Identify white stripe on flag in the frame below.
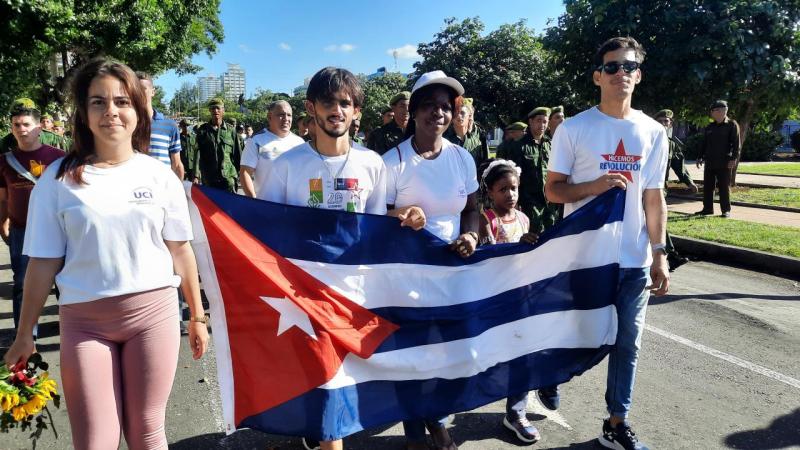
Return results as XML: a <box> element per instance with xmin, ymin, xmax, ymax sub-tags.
<box><xmin>291</xmin><ymin>222</ymin><xmax>622</xmax><ymax>310</ymax></box>
<box><xmin>320</xmin><ymin>306</ymin><xmax>618</xmax><ymax>389</ymax></box>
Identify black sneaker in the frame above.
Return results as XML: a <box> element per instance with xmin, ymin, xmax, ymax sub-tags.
<box><xmin>302</xmin><ymin>437</ymin><xmax>320</xmax><ymax>450</ymax></box>
<box><xmin>598</xmin><ymin>419</ymin><xmax>649</xmax><ymax>450</ymax></box>
<box><xmin>721</xmin><ymin>211</ymin><xmax>731</xmax><ymax>218</ymax></box>
<box><xmin>503</xmin><ymin>415</ymin><xmax>541</xmax><ymax>444</ymax></box>
<box><xmin>537</xmin><ymin>386</ymin><xmax>560</xmax><ymax>410</ymax></box>
<box><xmin>694</xmin><ymin>209</ymin><xmax>714</xmax><ymax>216</ymax></box>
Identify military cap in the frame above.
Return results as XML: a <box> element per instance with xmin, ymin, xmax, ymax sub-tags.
<box><xmin>505</xmin><ymin>121</ymin><xmax>528</xmax><ymax>131</ymax></box>
<box><xmin>41</xmin><ymin>112</ymin><xmax>53</xmax><ymax>120</ymax></box>
<box><xmin>711</xmin><ymin>100</ymin><xmax>728</xmax><ymax>109</ymax></box>
<box><xmin>381</xmin><ymin>105</ymin><xmax>393</xmax><ymax>114</ymax></box>
<box><xmin>655</xmin><ymin>109</ymin><xmax>673</xmax><ymax>119</ymax></box>
<box><xmin>353</xmin><ymin>111</ymin><xmax>362</xmax><ymax>120</ymax></box>
<box><xmin>207</xmin><ymin>97</ymin><xmax>225</xmax><ymax>108</ymax></box>
<box><xmin>10</xmin><ymin>98</ymin><xmax>38</xmax><ymax>115</ymax></box>
<box><xmin>527</xmin><ymin>106</ymin><xmax>551</xmax><ymax>119</ymax></box>
<box><xmin>462</xmin><ymin>97</ymin><xmax>474</xmax><ymax>107</ymax></box>
<box><xmin>550</xmin><ymin>106</ymin><xmax>564</xmax><ymax>116</ymax></box>
<box><xmin>389</xmin><ymin>91</ymin><xmax>411</xmax><ymax>106</ymax></box>
<box><xmin>53</xmin><ymin>120</ymin><xmax>64</xmax><ymax>127</ymax></box>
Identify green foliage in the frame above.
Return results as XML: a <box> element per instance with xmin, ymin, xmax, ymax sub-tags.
<box><xmin>152</xmin><ymin>86</ymin><xmax>167</xmax><ymax>112</ymax></box>
<box><xmin>360</xmin><ymin>73</ymin><xmax>410</xmax><ymax>132</ymax></box>
<box><xmin>790</xmin><ymin>130</ymin><xmax>800</xmax><ymax>153</ymax></box>
<box><xmin>413</xmin><ymin>17</ymin><xmax>573</xmax><ymax>127</ymax></box>
<box><xmin>545</xmin><ymin>0</ymin><xmax>800</xmax><ymax>137</ymax></box>
<box><xmin>169</xmin><ymin>82</ymin><xmax>200</xmax><ymax>116</ymax></box>
<box><xmin>0</xmin><ymin>0</ymin><xmax>223</xmax><ymax>114</ymax></box>
<box><xmin>741</xmin><ymin>130</ymin><xmax>782</xmax><ymax>161</ymax></box>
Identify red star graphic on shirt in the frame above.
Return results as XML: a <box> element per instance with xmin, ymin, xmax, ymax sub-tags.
<box><xmin>601</xmin><ymin>139</ymin><xmax>642</xmax><ymax>182</ymax></box>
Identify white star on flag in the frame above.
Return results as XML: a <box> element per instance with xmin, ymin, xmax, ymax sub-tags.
<box><xmin>260</xmin><ymin>296</ymin><xmax>318</xmax><ymax>340</ymax></box>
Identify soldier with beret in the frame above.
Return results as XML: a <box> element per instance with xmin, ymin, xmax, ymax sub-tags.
<box><xmin>547</xmin><ymin>105</ymin><xmax>565</xmax><ymax>138</ymax></box>
<box><xmin>655</xmin><ymin>109</ymin><xmax>698</xmax><ymax>193</ymax></box>
<box><xmin>497</xmin><ymin>107</ymin><xmax>559</xmax><ymax>234</ymax></box>
<box><xmin>179</xmin><ymin>119</ymin><xmax>199</xmax><ymax>182</ymax></box>
<box><xmin>194</xmin><ymin>98</ymin><xmax>243</xmax><ymax>192</ymax></box>
<box><xmin>366</xmin><ymin>91</ymin><xmax>409</xmax><ymax>154</ymax></box>
<box><xmin>380</xmin><ymin>105</ymin><xmax>394</xmax><ymax>125</ymax></box>
<box><xmin>494</xmin><ymin>122</ymin><xmax>527</xmax><ymax>158</ymax></box>
<box><xmin>696</xmin><ymin>100</ymin><xmax>740</xmax><ymax>217</ymax></box>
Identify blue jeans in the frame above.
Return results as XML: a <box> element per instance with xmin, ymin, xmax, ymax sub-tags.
<box><xmin>506</xmin><ymin>391</ymin><xmax>528</xmax><ymax>420</ymax></box>
<box><xmin>403</xmin><ymin>417</ymin><xmax>450</xmax><ymax>443</ymax></box>
<box><xmin>9</xmin><ymin>226</ymin><xmax>37</xmax><ymax>339</ymax></box>
<box><xmin>605</xmin><ymin>267</ymin><xmax>650</xmax><ymax>419</ymax></box>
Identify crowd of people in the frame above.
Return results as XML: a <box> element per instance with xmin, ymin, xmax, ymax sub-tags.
<box><xmin>0</xmin><ymin>34</ymin><xmax>744</xmax><ymax>450</ymax></box>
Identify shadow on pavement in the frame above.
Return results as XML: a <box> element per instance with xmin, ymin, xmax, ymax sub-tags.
<box><xmin>541</xmin><ymin>440</ymin><xmax>600</xmax><ymax>450</ymax></box>
<box><xmin>724</xmin><ymin>408</ymin><xmax>800</xmax><ymax>449</ymax></box>
<box><xmin>649</xmin><ymin>292</ymin><xmax>800</xmax><ymax>306</ymax></box>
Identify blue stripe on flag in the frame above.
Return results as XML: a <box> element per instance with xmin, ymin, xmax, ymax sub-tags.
<box><xmin>196</xmin><ymin>186</ymin><xmax>625</xmax><ymax>266</ymax></box>
<box><xmin>239</xmin><ymin>345</ymin><xmax>612</xmax><ymax>440</ymax></box>
<box><xmin>373</xmin><ymin>263</ymin><xmax>618</xmax><ymax>352</ymax></box>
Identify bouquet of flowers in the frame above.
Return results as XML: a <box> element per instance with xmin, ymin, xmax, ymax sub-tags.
<box><xmin>0</xmin><ymin>353</ymin><xmax>60</xmax><ymax>444</ymax></box>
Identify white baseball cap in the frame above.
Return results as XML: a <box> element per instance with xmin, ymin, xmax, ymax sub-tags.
<box><xmin>411</xmin><ymin>70</ymin><xmax>465</xmax><ymax>96</ymax></box>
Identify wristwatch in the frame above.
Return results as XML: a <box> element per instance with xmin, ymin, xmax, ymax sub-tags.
<box><xmin>190</xmin><ymin>315</ymin><xmax>208</xmax><ymax>324</ymax></box>
<box><xmin>651</xmin><ymin>243</ymin><xmax>668</xmax><ymax>256</ymax></box>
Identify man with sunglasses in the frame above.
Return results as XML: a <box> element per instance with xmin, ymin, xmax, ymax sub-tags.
<box><xmin>545</xmin><ymin>36</ymin><xmax>669</xmax><ymax>450</ymax></box>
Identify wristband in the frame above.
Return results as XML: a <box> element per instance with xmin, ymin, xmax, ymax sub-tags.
<box><xmin>651</xmin><ymin>243</ymin><xmax>667</xmax><ymax>255</ymax></box>
<box><xmin>190</xmin><ymin>315</ymin><xmax>208</xmax><ymax>324</ymax></box>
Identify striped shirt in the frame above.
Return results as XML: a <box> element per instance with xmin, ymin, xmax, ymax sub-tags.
<box><xmin>149</xmin><ymin>110</ymin><xmax>181</xmax><ymax>165</ymax></box>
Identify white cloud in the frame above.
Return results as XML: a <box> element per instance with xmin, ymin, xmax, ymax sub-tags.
<box><xmin>387</xmin><ymin>44</ymin><xmax>420</xmax><ymax>60</ymax></box>
<box><xmin>279</xmin><ymin>42</ymin><xmax>291</xmax><ymax>51</ymax></box>
<box><xmin>324</xmin><ymin>44</ymin><xmax>356</xmax><ymax>53</ymax></box>
<box><xmin>238</xmin><ymin>44</ymin><xmax>254</xmax><ymax>53</ymax></box>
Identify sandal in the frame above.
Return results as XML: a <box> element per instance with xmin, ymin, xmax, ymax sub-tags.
<box><xmin>428</xmin><ymin>425</ymin><xmax>457</xmax><ymax>450</ymax></box>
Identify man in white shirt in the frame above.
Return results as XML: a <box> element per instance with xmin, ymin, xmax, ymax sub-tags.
<box><xmin>240</xmin><ymin>100</ymin><xmax>305</xmax><ymax>197</ymax></box>
<box><xmin>545</xmin><ymin>36</ymin><xmax>669</xmax><ymax>450</ymax></box>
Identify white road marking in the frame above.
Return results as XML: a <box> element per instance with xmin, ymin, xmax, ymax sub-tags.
<box><xmin>645</xmin><ymin>324</ymin><xmax>800</xmax><ymax>390</ymax></box>
<box><xmin>527</xmin><ymin>392</ymin><xmax>573</xmax><ymax>430</ymax></box>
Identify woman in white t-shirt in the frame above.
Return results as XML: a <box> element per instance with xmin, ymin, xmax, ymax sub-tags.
<box><xmin>3</xmin><ymin>58</ymin><xmax>209</xmax><ymax>450</ymax></box>
<box><xmin>383</xmin><ymin>71</ymin><xmax>479</xmax><ymax>450</ymax></box>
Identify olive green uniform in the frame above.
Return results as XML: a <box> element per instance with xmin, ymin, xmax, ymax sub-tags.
<box><xmin>366</xmin><ymin>121</ymin><xmax>404</xmax><ymax>155</ymax></box>
<box><xmin>500</xmin><ymin>133</ymin><xmax>559</xmax><ymax>233</ymax></box>
<box><xmin>665</xmin><ymin>136</ymin><xmax>693</xmax><ymax>187</ymax></box>
<box><xmin>180</xmin><ymin>131</ymin><xmax>199</xmax><ymax>181</ymax></box>
<box><xmin>444</xmin><ymin>126</ymin><xmax>488</xmax><ymax>169</ymax></box>
<box><xmin>194</xmin><ymin>121</ymin><xmax>242</xmax><ymax>192</ymax></box>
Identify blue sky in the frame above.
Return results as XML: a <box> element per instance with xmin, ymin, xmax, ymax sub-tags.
<box><xmin>156</xmin><ymin>0</ymin><xmax>566</xmax><ymax>101</ymax></box>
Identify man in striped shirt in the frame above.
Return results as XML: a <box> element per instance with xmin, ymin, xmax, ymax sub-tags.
<box><xmin>137</xmin><ymin>72</ymin><xmax>184</xmax><ymax>179</ymax></box>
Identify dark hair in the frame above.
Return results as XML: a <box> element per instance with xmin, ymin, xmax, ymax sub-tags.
<box><xmin>593</xmin><ymin>37</ymin><xmax>646</xmax><ymax>68</ymax></box>
<box><xmin>57</xmin><ymin>58</ymin><xmax>151</xmax><ymax>184</ymax></box>
<box><xmin>403</xmin><ymin>84</ymin><xmax>461</xmax><ymax>140</ymax></box>
<box><xmin>306</xmin><ymin>67</ymin><xmax>364</xmax><ymax>108</ymax></box>
<box><xmin>135</xmin><ymin>71</ymin><xmax>152</xmax><ymax>82</ymax></box>
<box><xmin>10</xmin><ymin>108</ymin><xmax>40</xmax><ymax>121</ymax></box>
<box><xmin>480</xmin><ymin>159</ymin><xmax>520</xmax><ymax>194</ymax></box>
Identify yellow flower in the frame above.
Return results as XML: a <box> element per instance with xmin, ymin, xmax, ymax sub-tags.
<box><xmin>11</xmin><ymin>405</ymin><xmax>27</xmax><ymax>421</ymax></box>
<box><xmin>22</xmin><ymin>394</ymin><xmax>46</xmax><ymax>416</ymax></box>
<box><xmin>37</xmin><ymin>373</ymin><xmax>58</xmax><ymax>398</ymax></box>
<box><xmin>1</xmin><ymin>392</ymin><xmax>20</xmax><ymax>412</ymax></box>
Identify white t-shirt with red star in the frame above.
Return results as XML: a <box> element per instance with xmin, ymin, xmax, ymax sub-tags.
<box><xmin>548</xmin><ymin>106</ymin><xmax>668</xmax><ymax>268</ymax></box>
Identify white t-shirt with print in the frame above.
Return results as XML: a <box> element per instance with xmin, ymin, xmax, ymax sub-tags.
<box><xmin>383</xmin><ymin>137</ymin><xmax>479</xmax><ymax>242</ymax></box>
<box><xmin>258</xmin><ymin>142</ymin><xmax>388</xmax><ymax>215</ymax></box>
<box><xmin>23</xmin><ymin>153</ymin><xmax>193</xmax><ymax>305</ymax></box>
<box><xmin>548</xmin><ymin>106</ymin><xmax>669</xmax><ymax>268</ymax></box>
<box><xmin>241</xmin><ymin>130</ymin><xmax>305</xmax><ymax>196</ymax></box>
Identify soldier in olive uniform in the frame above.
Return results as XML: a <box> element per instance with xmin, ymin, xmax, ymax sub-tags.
<box><xmin>179</xmin><ymin>119</ymin><xmax>199</xmax><ymax>182</ymax></box>
<box><xmin>655</xmin><ymin>109</ymin><xmax>698</xmax><ymax>193</ymax></box>
<box><xmin>366</xmin><ymin>91</ymin><xmax>409</xmax><ymax>154</ymax></box>
<box><xmin>546</xmin><ymin>105</ymin><xmax>565</xmax><ymax>138</ymax></box>
<box><xmin>0</xmin><ymin>99</ymin><xmax>68</xmax><ymax>153</ymax></box>
<box><xmin>494</xmin><ymin>122</ymin><xmax>527</xmax><ymax>159</ymax></box>
<box><xmin>697</xmin><ymin>100</ymin><xmax>740</xmax><ymax>217</ymax></box>
<box><xmin>445</xmin><ymin>97</ymin><xmax>488</xmax><ymax>169</ymax></box>
<box><xmin>497</xmin><ymin>107</ymin><xmax>558</xmax><ymax>234</ymax></box>
<box><xmin>350</xmin><ymin>112</ymin><xmax>365</xmax><ymax>146</ymax></box>
<box><xmin>194</xmin><ymin>98</ymin><xmax>243</xmax><ymax>192</ymax></box>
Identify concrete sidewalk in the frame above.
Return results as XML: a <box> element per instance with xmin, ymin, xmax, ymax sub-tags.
<box><xmin>667</xmin><ymin>196</ymin><xmax>800</xmax><ymax>228</ymax></box>
<box><xmin>681</xmin><ymin>162</ymin><xmax>800</xmax><ymax>188</ymax></box>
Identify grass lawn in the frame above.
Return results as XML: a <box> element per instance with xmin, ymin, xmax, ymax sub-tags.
<box><xmin>737</xmin><ymin>162</ymin><xmax>800</xmax><ymax>177</ymax></box>
<box><xmin>668</xmin><ymin>213</ymin><xmax>800</xmax><ymax>257</ymax></box>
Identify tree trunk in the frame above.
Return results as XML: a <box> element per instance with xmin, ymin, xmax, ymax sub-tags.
<box><xmin>731</xmin><ymin>97</ymin><xmax>756</xmax><ymax>186</ymax></box>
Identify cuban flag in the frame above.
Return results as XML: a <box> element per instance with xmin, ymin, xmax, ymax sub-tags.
<box><xmin>186</xmin><ymin>185</ymin><xmax>624</xmax><ymax>441</ymax></box>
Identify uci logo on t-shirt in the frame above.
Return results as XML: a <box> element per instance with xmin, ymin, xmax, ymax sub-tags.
<box><xmin>130</xmin><ymin>187</ymin><xmax>155</xmax><ymax>205</ymax></box>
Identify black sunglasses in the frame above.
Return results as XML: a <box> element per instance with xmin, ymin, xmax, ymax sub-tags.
<box><xmin>596</xmin><ymin>60</ymin><xmax>640</xmax><ymax>75</ymax></box>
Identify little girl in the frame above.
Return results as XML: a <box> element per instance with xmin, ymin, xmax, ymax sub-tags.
<box><xmin>479</xmin><ymin>159</ymin><xmax>538</xmax><ymax>245</ymax></box>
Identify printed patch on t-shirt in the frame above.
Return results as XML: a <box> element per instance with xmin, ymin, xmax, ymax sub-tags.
<box><xmin>600</xmin><ymin>139</ymin><xmax>642</xmax><ymax>182</ymax></box>
<box><xmin>130</xmin><ymin>186</ymin><xmax>155</xmax><ymax>205</ymax></box>
<box><xmin>29</xmin><ymin>160</ymin><xmax>46</xmax><ymax>177</ymax></box>
<box><xmin>308</xmin><ymin>178</ymin><xmax>323</xmax><ymax>207</ymax></box>
<box><xmin>334</xmin><ymin>177</ymin><xmax>358</xmax><ymax>191</ymax></box>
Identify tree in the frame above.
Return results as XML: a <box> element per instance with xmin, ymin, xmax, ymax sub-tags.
<box><xmin>152</xmin><ymin>85</ymin><xmax>168</xmax><ymax>113</ymax></box>
<box><xmin>360</xmin><ymin>73</ymin><xmax>410</xmax><ymax>132</ymax></box>
<box><xmin>413</xmin><ymin>18</ymin><xmax>574</xmax><ymax>127</ymax></box>
<box><xmin>0</xmin><ymin>0</ymin><xmax>223</xmax><ymax>114</ymax></box>
<box><xmin>545</xmin><ymin>0</ymin><xmax>800</xmax><ymax>181</ymax></box>
<box><xmin>169</xmin><ymin>81</ymin><xmax>200</xmax><ymax>117</ymax></box>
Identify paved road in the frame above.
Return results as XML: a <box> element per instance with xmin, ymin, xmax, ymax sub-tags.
<box><xmin>1</xmin><ymin>251</ymin><xmax>798</xmax><ymax>449</ymax></box>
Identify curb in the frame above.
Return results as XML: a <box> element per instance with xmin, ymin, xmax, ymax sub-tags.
<box><xmin>737</xmin><ymin>172</ymin><xmax>800</xmax><ymax>179</ymax></box>
<box><xmin>672</xmin><ymin>235</ymin><xmax>800</xmax><ymax>280</ymax></box>
<box><xmin>667</xmin><ymin>193</ymin><xmax>800</xmax><ymax>213</ymax></box>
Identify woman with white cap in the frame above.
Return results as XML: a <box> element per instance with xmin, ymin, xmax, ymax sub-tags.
<box><xmin>382</xmin><ymin>70</ymin><xmax>479</xmax><ymax>450</ymax></box>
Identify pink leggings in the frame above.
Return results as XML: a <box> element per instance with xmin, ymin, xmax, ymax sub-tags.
<box><xmin>59</xmin><ymin>287</ymin><xmax>180</xmax><ymax>450</ymax></box>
